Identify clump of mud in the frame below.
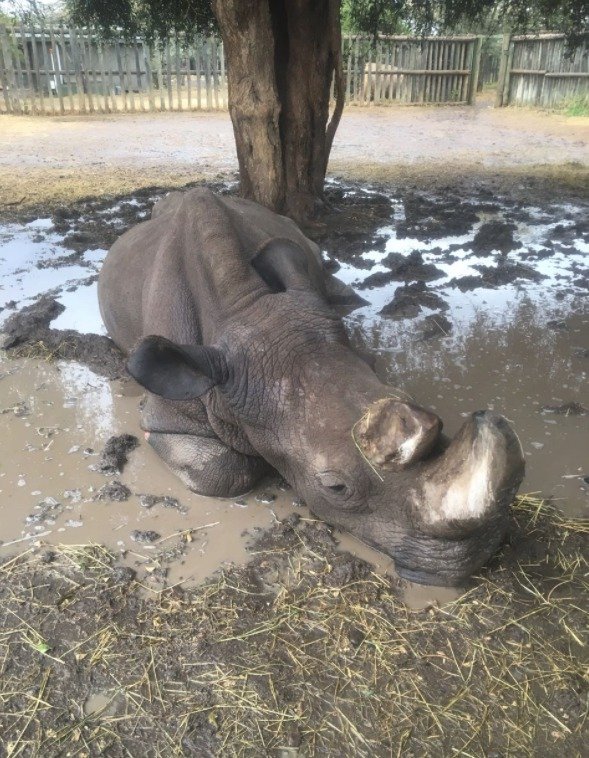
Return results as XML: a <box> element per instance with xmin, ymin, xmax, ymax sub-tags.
<box><xmin>90</xmin><ymin>434</ymin><xmax>140</xmax><ymax>476</ymax></box>
<box><xmin>396</xmin><ymin>192</ymin><xmax>482</xmax><ymax>240</ymax></box>
<box><xmin>357</xmin><ymin>251</ymin><xmax>444</xmax><ymax>289</ymax></box>
<box><xmin>95</xmin><ymin>481</ymin><xmax>132</xmax><ymax>502</ymax></box>
<box><xmin>0</xmin><ymin>497</ymin><xmax>586</xmax><ymax>756</ymax></box>
<box><xmin>419</xmin><ymin>313</ymin><xmax>453</xmax><ymax>340</ymax></box>
<box><xmin>448</xmin><ymin>261</ymin><xmax>546</xmax><ymax>291</ymax></box>
<box><xmin>379</xmin><ymin>282</ymin><xmax>448</xmax><ymax>319</ymax></box>
<box><xmin>469</xmin><ymin>219</ymin><xmax>518</xmax><ymax>255</ymax></box>
<box><xmin>0</xmin><ymin>296</ymin><xmax>126</xmax><ymax>379</ymax></box>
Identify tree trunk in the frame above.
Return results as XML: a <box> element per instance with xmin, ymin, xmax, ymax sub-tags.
<box><xmin>212</xmin><ymin>0</ymin><xmax>344</xmax><ymax>223</ymax></box>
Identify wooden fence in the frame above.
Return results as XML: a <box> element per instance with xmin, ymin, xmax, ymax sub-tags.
<box><xmin>342</xmin><ymin>35</ymin><xmax>481</xmax><ymax>105</ymax></box>
<box><xmin>0</xmin><ymin>26</ymin><xmax>226</xmax><ymax>115</ymax></box>
<box><xmin>496</xmin><ymin>33</ymin><xmax>589</xmax><ymax>107</ymax></box>
<box><xmin>0</xmin><ymin>26</ymin><xmax>484</xmax><ymax>115</ymax></box>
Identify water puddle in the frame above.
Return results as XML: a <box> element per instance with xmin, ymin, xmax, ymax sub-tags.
<box><xmin>0</xmin><ymin>184</ymin><xmax>587</xmax><ymax>605</ymax></box>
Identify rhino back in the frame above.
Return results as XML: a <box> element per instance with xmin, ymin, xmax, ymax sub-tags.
<box><xmin>98</xmin><ymin>188</ymin><xmax>326</xmax><ymax>353</ymax></box>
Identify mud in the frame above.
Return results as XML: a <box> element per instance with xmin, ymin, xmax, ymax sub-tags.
<box><xmin>0</xmin><ymin>296</ymin><xmax>126</xmax><ymax>379</ymax></box>
<box><xmin>91</xmin><ymin>433</ymin><xmax>140</xmax><ymax>476</ymax></box>
<box><xmin>470</xmin><ymin>219</ymin><xmax>518</xmax><ymax>255</ymax></box>
<box><xmin>379</xmin><ymin>281</ymin><xmax>449</xmax><ymax>318</ymax></box>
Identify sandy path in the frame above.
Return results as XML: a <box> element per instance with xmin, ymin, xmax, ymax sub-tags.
<box><xmin>0</xmin><ymin>98</ymin><xmax>587</xmax><ymax>207</ymax></box>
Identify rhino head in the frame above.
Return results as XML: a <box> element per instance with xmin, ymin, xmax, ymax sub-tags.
<box><xmin>127</xmin><ymin>238</ymin><xmax>524</xmax><ymax>587</ymax></box>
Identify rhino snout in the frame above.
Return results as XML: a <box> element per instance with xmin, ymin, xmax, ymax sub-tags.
<box><xmin>390</xmin><ymin>411</ymin><xmax>525</xmax><ymax>585</ymax></box>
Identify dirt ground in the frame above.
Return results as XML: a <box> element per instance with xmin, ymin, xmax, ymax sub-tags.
<box><xmin>0</xmin><ymin>103</ymin><xmax>588</xmax><ymax>756</ymax></box>
<box><xmin>1</xmin><ymin>96</ymin><xmax>588</xmax><ymax>208</ymax></box>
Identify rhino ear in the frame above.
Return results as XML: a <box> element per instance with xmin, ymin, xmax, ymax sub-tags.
<box><xmin>251</xmin><ymin>237</ymin><xmax>311</xmax><ymax>292</ymax></box>
<box><xmin>127</xmin><ymin>335</ymin><xmax>228</xmax><ymax>400</ymax></box>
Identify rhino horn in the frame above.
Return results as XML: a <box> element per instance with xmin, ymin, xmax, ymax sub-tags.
<box><xmin>354</xmin><ymin>397</ymin><xmax>442</xmax><ymax>470</ymax></box>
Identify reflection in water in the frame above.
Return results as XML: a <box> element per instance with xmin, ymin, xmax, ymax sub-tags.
<box><xmin>58</xmin><ymin>362</ymin><xmax>116</xmax><ymax>439</ymax></box>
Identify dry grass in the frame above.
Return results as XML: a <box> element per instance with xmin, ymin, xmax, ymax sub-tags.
<box><xmin>0</xmin><ymin>495</ymin><xmax>587</xmax><ymax>756</ymax></box>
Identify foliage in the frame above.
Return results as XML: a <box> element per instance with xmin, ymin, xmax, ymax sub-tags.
<box><xmin>65</xmin><ymin>0</ymin><xmax>216</xmax><ymax>39</ymax></box>
<box><xmin>0</xmin><ymin>0</ymin><xmax>67</xmax><ymax>24</ymax></box>
<box><xmin>61</xmin><ymin>1</ymin><xmax>588</xmax><ymax>44</ymax></box>
<box><xmin>342</xmin><ymin>0</ymin><xmax>410</xmax><ymax>35</ymax></box>
<box><xmin>562</xmin><ymin>95</ymin><xmax>589</xmax><ymax>117</ymax></box>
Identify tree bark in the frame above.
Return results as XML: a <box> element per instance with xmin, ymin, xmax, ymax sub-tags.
<box><xmin>212</xmin><ymin>0</ymin><xmax>344</xmax><ymax>223</ymax></box>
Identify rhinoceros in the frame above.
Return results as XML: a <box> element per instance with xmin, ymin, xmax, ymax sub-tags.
<box><xmin>98</xmin><ymin>188</ymin><xmax>524</xmax><ymax>586</ymax></box>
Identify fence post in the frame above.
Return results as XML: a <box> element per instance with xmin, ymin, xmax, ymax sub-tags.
<box><xmin>495</xmin><ymin>33</ymin><xmax>511</xmax><ymax>107</ymax></box>
<box><xmin>0</xmin><ymin>24</ymin><xmax>22</xmax><ymax>113</ymax></box>
<box><xmin>468</xmin><ymin>36</ymin><xmax>483</xmax><ymax>104</ymax></box>
<box><xmin>0</xmin><ymin>26</ymin><xmax>13</xmax><ymax>113</ymax></box>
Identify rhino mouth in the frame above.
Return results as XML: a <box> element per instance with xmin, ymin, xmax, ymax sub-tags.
<box><xmin>350</xmin><ymin>409</ymin><xmax>525</xmax><ymax>587</ymax></box>
<box><xmin>396</xmin><ymin>410</ymin><xmax>524</xmax><ymax>585</ymax></box>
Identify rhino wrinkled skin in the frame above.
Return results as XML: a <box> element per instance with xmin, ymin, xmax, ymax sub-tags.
<box><xmin>98</xmin><ymin>188</ymin><xmax>524</xmax><ymax>586</ymax></box>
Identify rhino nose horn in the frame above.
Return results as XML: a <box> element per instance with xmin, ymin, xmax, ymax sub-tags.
<box><xmin>354</xmin><ymin>398</ymin><xmax>442</xmax><ymax>470</ymax></box>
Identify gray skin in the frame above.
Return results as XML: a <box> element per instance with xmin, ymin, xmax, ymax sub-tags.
<box><xmin>98</xmin><ymin>188</ymin><xmax>525</xmax><ymax>586</ymax></box>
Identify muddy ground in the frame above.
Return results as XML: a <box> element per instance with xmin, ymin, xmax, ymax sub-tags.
<box><xmin>0</xmin><ymin>173</ymin><xmax>587</xmax><ymax>755</ymax></box>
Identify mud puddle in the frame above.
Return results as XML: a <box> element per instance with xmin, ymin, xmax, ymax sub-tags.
<box><xmin>0</xmin><ymin>181</ymin><xmax>587</xmax><ymax>605</ymax></box>
<box><xmin>0</xmin><ymin>357</ymin><xmax>298</xmax><ymax>591</ymax></box>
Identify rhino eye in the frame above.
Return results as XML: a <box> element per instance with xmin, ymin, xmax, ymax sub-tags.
<box><xmin>315</xmin><ymin>471</ymin><xmax>351</xmax><ymax>499</ymax></box>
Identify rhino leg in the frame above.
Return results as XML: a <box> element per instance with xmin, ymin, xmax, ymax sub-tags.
<box><xmin>147</xmin><ymin>431</ymin><xmax>269</xmax><ymax>498</ymax></box>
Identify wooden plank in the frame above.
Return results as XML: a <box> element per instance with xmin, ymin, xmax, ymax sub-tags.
<box><xmin>219</xmin><ymin>38</ymin><xmax>225</xmax><ymax>109</ymax></box>
<box><xmin>85</xmin><ymin>29</ymin><xmax>101</xmax><ymax>112</ymax></box>
<box><xmin>344</xmin><ymin>35</ymin><xmax>352</xmax><ymax>103</ymax></box>
<box><xmin>439</xmin><ymin>40</ymin><xmax>447</xmax><ymax>102</ymax></box>
<box><xmin>70</xmin><ymin>27</ymin><xmax>87</xmax><ymax>112</ymax></box>
<box><xmin>364</xmin><ymin>39</ymin><xmax>372</xmax><ymax>105</ymax></box>
<box><xmin>544</xmin><ymin>71</ymin><xmax>589</xmax><ymax>78</ymax></box>
<box><xmin>374</xmin><ymin>41</ymin><xmax>383</xmax><ymax>103</ymax></box>
<box><xmin>106</xmin><ymin>37</ymin><xmax>118</xmax><ymax>112</ymax></box>
<box><xmin>144</xmin><ymin>42</ymin><xmax>155</xmax><ymax>112</ymax></box>
<box><xmin>195</xmin><ymin>35</ymin><xmax>202</xmax><ymax>109</ymax></box>
<box><xmin>134</xmin><ymin>39</ymin><xmax>145</xmax><ymax>111</ymax></box>
<box><xmin>165</xmin><ymin>38</ymin><xmax>173</xmax><ymax>110</ymax></box>
<box><xmin>174</xmin><ymin>33</ymin><xmax>182</xmax><ymax>111</ymax></box>
<box><xmin>204</xmin><ymin>37</ymin><xmax>212</xmax><ymax>109</ymax></box>
<box><xmin>48</xmin><ymin>24</ymin><xmax>65</xmax><ymax>114</ymax></box>
<box><xmin>78</xmin><ymin>29</ymin><xmax>94</xmax><ymax>113</ymax></box>
<box><xmin>495</xmin><ymin>34</ymin><xmax>511</xmax><ymax>106</ymax></box>
<box><xmin>502</xmin><ymin>39</ymin><xmax>515</xmax><ymax>106</ymax></box>
<box><xmin>8</xmin><ymin>25</ymin><xmax>26</xmax><ymax>113</ymax></box>
<box><xmin>95</xmin><ymin>27</ymin><xmax>110</xmax><ymax>113</ymax></box>
<box><xmin>59</xmin><ymin>25</ymin><xmax>74</xmax><ymax>113</ymax></box>
<box><xmin>0</xmin><ymin>25</ymin><xmax>14</xmax><ymax>113</ymax></box>
<box><xmin>153</xmin><ymin>41</ymin><xmax>164</xmax><ymax>110</ymax></box>
<box><xmin>353</xmin><ymin>35</ymin><xmax>360</xmax><ymax>101</ymax></box>
<box><xmin>460</xmin><ymin>42</ymin><xmax>468</xmax><ymax>101</ymax></box>
<box><xmin>212</xmin><ymin>37</ymin><xmax>220</xmax><ymax>108</ymax></box>
<box><xmin>468</xmin><ymin>36</ymin><xmax>482</xmax><ymax>104</ymax></box>
<box><xmin>114</xmin><ymin>38</ymin><xmax>127</xmax><ymax>112</ymax></box>
<box><xmin>28</xmin><ymin>25</ymin><xmax>46</xmax><ymax>113</ymax></box>
<box><xmin>510</xmin><ymin>69</ymin><xmax>589</xmax><ymax>77</ymax></box>
<box><xmin>19</xmin><ymin>23</ymin><xmax>36</xmax><ymax>113</ymax></box>
<box><xmin>123</xmin><ymin>43</ymin><xmax>135</xmax><ymax>112</ymax></box>
<box><xmin>185</xmin><ymin>35</ymin><xmax>192</xmax><ymax>110</ymax></box>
